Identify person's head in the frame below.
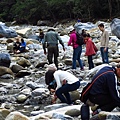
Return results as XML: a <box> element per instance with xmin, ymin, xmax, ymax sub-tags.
<box><xmin>77</xmin><ymin>18</ymin><xmax>81</xmax><ymax>23</ymax></box>
<box><xmin>45</xmin><ymin>69</ymin><xmax>57</xmax><ymax>90</ymax></box>
<box><xmin>47</xmin><ymin>28</ymin><xmax>55</xmax><ymax>32</ymax></box>
<box><xmin>83</xmin><ymin>33</ymin><xmax>90</xmax><ymax>42</ymax></box>
<box><xmin>45</xmin><ymin>70</ymin><xmax>55</xmax><ymax>85</ymax></box>
<box><xmin>15</xmin><ymin>37</ymin><xmax>20</xmax><ymax>42</ymax></box>
<box><xmin>82</xmin><ymin>29</ymin><xmax>86</xmax><ymax>34</ymax></box>
<box><xmin>68</xmin><ymin>26</ymin><xmax>75</xmax><ymax>34</ymax></box>
<box><xmin>98</xmin><ymin>23</ymin><xmax>104</xmax><ymax>31</ymax></box>
<box><xmin>21</xmin><ymin>38</ymin><xmax>24</xmax><ymax>43</ymax></box>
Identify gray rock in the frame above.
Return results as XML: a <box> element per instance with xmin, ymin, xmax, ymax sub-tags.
<box><xmin>0</xmin><ymin>53</ymin><xmax>11</xmax><ymax>67</ymax></box>
<box><xmin>52</xmin><ymin>112</ymin><xmax>74</xmax><ymax>120</ymax></box>
<box><xmin>110</xmin><ymin>18</ymin><xmax>120</xmax><ymax>39</ymax></box>
<box><xmin>65</xmin><ymin>109</ymin><xmax>80</xmax><ymax>117</ymax></box>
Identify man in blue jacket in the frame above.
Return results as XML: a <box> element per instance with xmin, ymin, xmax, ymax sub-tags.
<box><xmin>88</xmin><ymin>65</ymin><xmax>120</xmax><ymax>116</ymax></box>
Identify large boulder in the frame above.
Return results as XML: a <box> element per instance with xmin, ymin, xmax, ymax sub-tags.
<box><xmin>0</xmin><ymin>23</ymin><xmax>17</xmax><ymax>38</ymax></box>
<box><xmin>5</xmin><ymin>111</ymin><xmax>29</xmax><ymax>120</ymax></box>
<box><xmin>0</xmin><ymin>53</ymin><xmax>11</xmax><ymax>67</ymax></box>
<box><xmin>110</xmin><ymin>18</ymin><xmax>120</xmax><ymax>39</ymax></box>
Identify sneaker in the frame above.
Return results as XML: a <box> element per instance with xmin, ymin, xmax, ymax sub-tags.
<box><xmin>92</xmin><ymin>109</ymin><xmax>101</xmax><ymax>116</ymax></box>
<box><xmin>80</xmin><ymin>68</ymin><xmax>84</xmax><ymax>71</ymax></box>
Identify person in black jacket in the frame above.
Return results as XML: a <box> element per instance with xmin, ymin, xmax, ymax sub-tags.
<box><xmin>13</xmin><ymin>37</ymin><xmax>21</xmax><ymax>54</ymax></box>
<box><xmin>87</xmin><ymin>65</ymin><xmax>120</xmax><ymax>116</ymax></box>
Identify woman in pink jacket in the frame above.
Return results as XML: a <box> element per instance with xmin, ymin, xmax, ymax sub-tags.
<box><xmin>83</xmin><ymin>33</ymin><xmax>96</xmax><ymax>70</ymax></box>
<box><xmin>68</xmin><ymin>27</ymin><xmax>84</xmax><ymax>70</ymax></box>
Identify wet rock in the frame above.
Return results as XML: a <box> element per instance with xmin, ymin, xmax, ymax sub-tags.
<box><xmin>31</xmin><ymin>88</ymin><xmax>49</xmax><ymax>97</ymax></box>
<box><xmin>17</xmin><ymin>94</ymin><xmax>28</xmax><ymax>103</ymax></box>
<box><xmin>65</xmin><ymin>109</ymin><xmax>80</xmax><ymax>117</ymax></box>
<box><xmin>0</xmin><ymin>108</ymin><xmax>10</xmax><ymax>120</ymax></box>
<box><xmin>0</xmin><ymin>53</ymin><xmax>11</xmax><ymax>67</ymax></box>
<box><xmin>44</xmin><ymin>103</ymin><xmax>68</xmax><ymax>112</ymax></box>
<box><xmin>37</xmin><ymin>20</ymin><xmax>52</xmax><ymax>26</ymax></box>
<box><xmin>15</xmin><ymin>70</ymin><xmax>31</xmax><ymax>77</ymax></box>
<box><xmin>16</xmin><ymin>28</ymin><xmax>32</xmax><ymax>38</ymax></box>
<box><xmin>17</xmin><ymin>58</ymin><xmax>31</xmax><ymax>67</ymax></box>
<box><xmin>26</xmin><ymin>81</ymin><xmax>45</xmax><ymax>90</ymax></box>
<box><xmin>52</xmin><ymin>112</ymin><xmax>74</xmax><ymax>120</ymax></box>
<box><xmin>110</xmin><ymin>18</ymin><xmax>120</xmax><ymax>39</ymax></box>
<box><xmin>31</xmin><ymin>110</ymin><xmax>44</xmax><ymax>116</ymax></box>
<box><xmin>10</xmin><ymin>64</ymin><xmax>26</xmax><ymax>73</ymax></box>
<box><xmin>5</xmin><ymin>111</ymin><xmax>29</xmax><ymax>120</ymax></box>
<box><xmin>0</xmin><ymin>66</ymin><xmax>14</xmax><ymax>77</ymax></box>
<box><xmin>64</xmin><ymin>59</ymin><xmax>72</xmax><ymax>65</ymax></box>
<box><xmin>70</xmin><ymin>90</ymin><xmax>80</xmax><ymax>102</ymax></box>
<box><xmin>35</xmin><ymin>61</ymin><xmax>48</xmax><ymax>68</ymax></box>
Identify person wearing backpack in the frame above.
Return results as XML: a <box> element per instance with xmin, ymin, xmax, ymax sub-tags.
<box><xmin>68</xmin><ymin>26</ymin><xmax>84</xmax><ymax>70</ymax></box>
<box><xmin>83</xmin><ymin>33</ymin><xmax>96</xmax><ymax>70</ymax></box>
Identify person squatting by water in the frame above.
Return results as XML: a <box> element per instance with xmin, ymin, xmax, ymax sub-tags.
<box><xmin>81</xmin><ymin>65</ymin><xmax>120</xmax><ymax>119</ymax></box>
<box><xmin>45</xmin><ymin>69</ymin><xmax>80</xmax><ymax>105</ymax></box>
<box><xmin>13</xmin><ymin>37</ymin><xmax>26</xmax><ymax>54</ymax></box>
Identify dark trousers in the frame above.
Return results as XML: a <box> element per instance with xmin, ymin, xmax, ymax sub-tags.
<box><xmin>89</xmin><ymin>94</ymin><xmax>118</xmax><ymax>111</ymax></box>
<box><xmin>88</xmin><ymin>55</ymin><xmax>94</xmax><ymax>70</ymax></box>
<box><xmin>19</xmin><ymin>47</ymin><xmax>25</xmax><ymax>53</ymax></box>
<box><xmin>55</xmin><ymin>81</ymin><xmax>80</xmax><ymax>104</ymax></box>
<box><xmin>47</xmin><ymin>45</ymin><xmax>59</xmax><ymax>68</ymax></box>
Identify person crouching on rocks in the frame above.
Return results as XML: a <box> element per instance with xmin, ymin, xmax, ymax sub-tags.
<box><xmin>15</xmin><ymin>38</ymin><xmax>26</xmax><ymax>54</ymax></box>
<box><xmin>13</xmin><ymin>37</ymin><xmax>21</xmax><ymax>54</ymax></box>
<box><xmin>45</xmin><ymin>69</ymin><xmax>80</xmax><ymax>105</ymax></box>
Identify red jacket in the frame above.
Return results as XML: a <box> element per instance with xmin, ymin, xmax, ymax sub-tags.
<box><xmin>85</xmin><ymin>38</ymin><xmax>96</xmax><ymax>56</ymax></box>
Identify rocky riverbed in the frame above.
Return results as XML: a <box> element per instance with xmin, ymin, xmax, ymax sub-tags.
<box><xmin>0</xmin><ymin>19</ymin><xmax>120</xmax><ymax>120</ymax></box>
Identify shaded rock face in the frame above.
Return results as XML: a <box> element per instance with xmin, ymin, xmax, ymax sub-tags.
<box><xmin>0</xmin><ymin>66</ymin><xmax>14</xmax><ymax>76</ymax></box>
<box><xmin>17</xmin><ymin>58</ymin><xmax>31</xmax><ymax>68</ymax></box>
<box><xmin>110</xmin><ymin>18</ymin><xmax>120</xmax><ymax>39</ymax></box>
<box><xmin>10</xmin><ymin>64</ymin><xmax>25</xmax><ymax>73</ymax></box>
<box><xmin>37</xmin><ymin>20</ymin><xmax>52</xmax><ymax>26</ymax></box>
<box><xmin>0</xmin><ymin>53</ymin><xmax>11</xmax><ymax>67</ymax></box>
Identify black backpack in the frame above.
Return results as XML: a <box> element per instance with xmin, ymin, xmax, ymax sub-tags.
<box><xmin>76</xmin><ymin>32</ymin><xmax>84</xmax><ymax>46</ymax></box>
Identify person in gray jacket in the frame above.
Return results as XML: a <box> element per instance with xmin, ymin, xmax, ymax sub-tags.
<box><xmin>43</xmin><ymin>29</ymin><xmax>65</xmax><ymax>68</ymax></box>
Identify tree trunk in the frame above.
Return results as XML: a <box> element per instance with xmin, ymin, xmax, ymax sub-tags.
<box><xmin>108</xmin><ymin>0</ymin><xmax>112</xmax><ymax>19</ymax></box>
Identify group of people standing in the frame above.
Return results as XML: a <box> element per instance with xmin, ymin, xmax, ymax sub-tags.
<box><xmin>68</xmin><ymin>23</ymin><xmax>109</xmax><ymax>70</ymax></box>
<box><xmin>42</xmin><ymin>22</ymin><xmax>120</xmax><ymax>120</ymax></box>
<box><xmin>41</xmin><ymin>23</ymin><xmax>109</xmax><ymax>71</ymax></box>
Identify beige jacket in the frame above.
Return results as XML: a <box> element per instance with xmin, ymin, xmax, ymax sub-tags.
<box><xmin>100</xmin><ymin>30</ymin><xmax>109</xmax><ymax>48</ymax></box>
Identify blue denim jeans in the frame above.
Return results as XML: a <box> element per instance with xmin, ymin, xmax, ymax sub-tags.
<box><xmin>72</xmin><ymin>46</ymin><xmax>83</xmax><ymax>69</ymax></box>
<box><xmin>55</xmin><ymin>81</ymin><xmax>80</xmax><ymax>104</ymax></box>
<box><xmin>100</xmin><ymin>47</ymin><xmax>109</xmax><ymax>63</ymax></box>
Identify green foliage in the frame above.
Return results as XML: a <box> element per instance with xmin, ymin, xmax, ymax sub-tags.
<box><xmin>0</xmin><ymin>0</ymin><xmax>120</xmax><ymax>24</ymax></box>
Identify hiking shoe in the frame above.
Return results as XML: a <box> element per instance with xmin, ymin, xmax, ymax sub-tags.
<box><xmin>80</xmin><ymin>68</ymin><xmax>84</xmax><ymax>71</ymax></box>
<box><xmin>92</xmin><ymin>109</ymin><xmax>101</xmax><ymax>116</ymax></box>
